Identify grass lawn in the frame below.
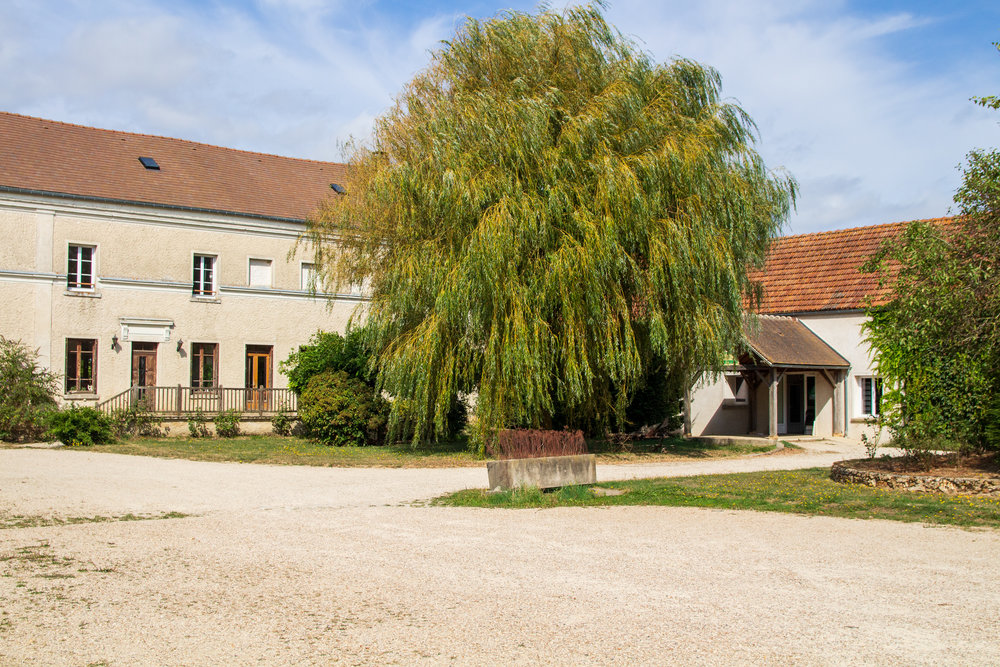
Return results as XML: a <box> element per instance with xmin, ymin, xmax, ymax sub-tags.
<box><xmin>435</xmin><ymin>467</ymin><xmax>1000</xmax><ymax>529</ymax></box>
<box><xmin>84</xmin><ymin>436</ymin><xmax>483</xmax><ymax>468</ymax></box>
<box><xmin>45</xmin><ymin>434</ymin><xmax>776</xmax><ymax>468</ymax></box>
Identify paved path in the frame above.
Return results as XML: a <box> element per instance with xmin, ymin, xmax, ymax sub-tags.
<box><xmin>1</xmin><ymin>441</ymin><xmax>997</xmax><ymax>666</ymax></box>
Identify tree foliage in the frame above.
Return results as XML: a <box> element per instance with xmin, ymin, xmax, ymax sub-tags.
<box><xmin>299</xmin><ymin>371</ymin><xmax>389</xmax><ymax>446</ymax></box>
<box><xmin>280</xmin><ymin>327</ymin><xmax>373</xmax><ymax>394</ymax></box>
<box><xmin>0</xmin><ymin>336</ymin><xmax>59</xmax><ymax>442</ymax></box>
<box><xmin>863</xmin><ymin>148</ymin><xmax>1000</xmax><ymax>450</ymax></box>
<box><xmin>305</xmin><ymin>4</ymin><xmax>795</xmax><ymax>442</ymax></box>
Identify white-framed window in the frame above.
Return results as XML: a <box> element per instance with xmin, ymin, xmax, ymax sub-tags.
<box><xmin>248</xmin><ymin>258</ymin><xmax>273</xmax><ymax>288</ymax></box>
<box><xmin>193</xmin><ymin>254</ymin><xmax>217</xmax><ymax>296</ymax></box>
<box><xmin>67</xmin><ymin>244</ymin><xmax>95</xmax><ymax>290</ymax></box>
<box><xmin>300</xmin><ymin>262</ymin><xmax>316</xmax><ymax>291</ymax></box>
<box><xmin>857</xmin><ymin>376</ymin><xmax>884</xmax><ymax>417</ymax></box>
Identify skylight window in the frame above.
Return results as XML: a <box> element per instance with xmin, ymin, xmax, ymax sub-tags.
<box><xmin>138</xmin><ymin>156</ymin><xmax>160</xmax><ymax>170</ymax></box>
<box><xmin>330</xmin><ymin>183</ymin><xmax>346</xmax><ymax>194</ymax></box>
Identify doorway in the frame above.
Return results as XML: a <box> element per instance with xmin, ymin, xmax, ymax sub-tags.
<box><xmin>245</xmin><ymin>345</ymin><xmax>273</xmax><ymax>410</ymax></box>
<box><xmin>131</xmin><ymin>342</ymin><xmax>158</xmax><ymax>408</ymax></box>
<box><xmin>784</xmin><ymin>373</ymin><xmax>816</xmax><ymax>435</ymax></box>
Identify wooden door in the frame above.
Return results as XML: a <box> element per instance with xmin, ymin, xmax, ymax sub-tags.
<box><xmin>131</xmin><ymin>342</ymin><xmax>158</xmax><ymax>409</ymax></box>
<box><xmin>245</xmin><ymin>345</ymin><xmax>273</xmax><ymax>411</ymax></box>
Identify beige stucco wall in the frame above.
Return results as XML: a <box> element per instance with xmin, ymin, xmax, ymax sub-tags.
<box><xmin>689</xmin><ymin>372</ymin><xmax>750</xmax><ymax>436</ymax></box>
<box><xmin>796</xmin><ymin>313</ymin><xmax>884</xmax><ymax>441</ymax></box>
<box><xmin>0</xmin><ymin>192</ymin><xmax>362</xmax><ymax>405</ymax></box>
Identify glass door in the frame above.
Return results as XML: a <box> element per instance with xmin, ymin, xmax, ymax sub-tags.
<box><xmin>245</xmin><ymin>345</ymin><xmax>273</xmax><ymax>410</ymax></box>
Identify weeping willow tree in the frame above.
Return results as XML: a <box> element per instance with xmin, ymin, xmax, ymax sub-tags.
<box><xmin>305</xmin><ymin>4</ymin><xmax>795</xmax><ymax>443</ymax></box>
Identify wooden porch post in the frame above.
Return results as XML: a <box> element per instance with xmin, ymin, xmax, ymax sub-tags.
<box><xmin>834</xmin><ymin>371</ymin><xmax>847</xmax><ymax>437</ymax></box>
<box><xmin>768</xmin><ymin>368</ymin><xmax>778</xmax><ymax>439</ymax></box>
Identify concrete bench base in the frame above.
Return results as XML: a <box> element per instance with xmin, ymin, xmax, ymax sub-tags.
<box><xmin>487</xmin><ymin>454</ymin><xmax>597</xmax><ymax>491</ymax></box>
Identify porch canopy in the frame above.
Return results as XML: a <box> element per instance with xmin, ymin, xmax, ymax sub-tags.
<box><xmin>735</xmin><ymin>315</ymin><xmax>850</xmax><ymax>438</ymax></box>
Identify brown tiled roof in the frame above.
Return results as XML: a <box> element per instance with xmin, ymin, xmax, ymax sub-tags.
<box><xmin>744</xmin><ymin>315</ymin><xmax>849</xmax><ymax>368</ymax></box>
<box><xmin>0</xmin><ymin>112</ymin><xmax>347</xmax><ymax>221</ymax></box>
<box><xmin>751</xmin><ymin>217</ymin><xmax>955</xmax><ymax>314</ymax></box>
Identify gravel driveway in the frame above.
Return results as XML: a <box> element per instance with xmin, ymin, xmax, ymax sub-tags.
<box><xmin>1</xmin><ymin>440</ymin><xmax>997</xmax><ymax>665</ymax></box>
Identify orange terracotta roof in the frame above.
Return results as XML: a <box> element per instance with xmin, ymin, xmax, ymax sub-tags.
<box><xmin>744</xmin><ymin>315</ymin><xmax>849</xmax><ymax>368</ymax></box>
<box><xmin>0</xmin><ymin>112</ymin><xmax>347</xmax><ymax>221</ymax></box>
<box><xmin>751</xmin><ymin>217</ymin><xmax>955</xmax><ymax>314</ymax></box>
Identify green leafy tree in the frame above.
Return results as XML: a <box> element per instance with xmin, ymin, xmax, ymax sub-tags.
<box><xmin>305</xmin><ymin>4</ymin><xmax>795</xmax><ymax>442</ymax></box>
<box><xmin>0</xmin><ymin>337</ymin><xmax>59</xmax><ymax>442</ymax></box>
<box><xmin>863</xmin><ymin>148</ymin><xmax>1000</xmax><ymax>451</ymax></box>
<box><xmin>280</xmin><ymin>327</ymin><xmax>373</xmax><ymax>394</ymax></box>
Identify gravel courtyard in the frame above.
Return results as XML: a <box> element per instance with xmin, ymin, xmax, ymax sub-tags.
<box><xmin>1</xmin><ymin>442</ymin><xmax>998</xmax><ymax>665</ymax></box>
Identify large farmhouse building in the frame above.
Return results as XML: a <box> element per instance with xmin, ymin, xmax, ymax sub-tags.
<box><xmin>0</xmin><ymin>112</ymin><xmax>358</xmax><ymax>416</ymax></box>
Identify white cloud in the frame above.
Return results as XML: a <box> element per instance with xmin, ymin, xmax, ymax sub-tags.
<box><xmin>606</xmin><ymin>0</ymin><xmax>1000</xmax><ymax>233</ymax></box>
<box><xmin>0</xmin><ymin>0</ymin><xmax>997</xmax><ymax>234</ymax></box>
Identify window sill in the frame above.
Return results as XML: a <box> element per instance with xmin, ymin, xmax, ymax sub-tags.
<box><xmin>722</xmin><ymin>400</ymin><xmax>749</xmax><ymax>409</ymax></box>
<box><xmin>63</xmin><ymin>393</ymin><xmax>99</xmax><ymax>401</ymax></box>
<box><xmin>64</xmin><ymin>290</ymin><xmax>101</xmax><ymax>299</ymax></box>
<box><xmin>850</xmin><ymin>416</ymin><xmax>877</xmax><ymax>424</ymax></box>
<box><xmin>190</xmin><ymin>296</ymin><xmax>221</xmax><ymax>304</ymax></box>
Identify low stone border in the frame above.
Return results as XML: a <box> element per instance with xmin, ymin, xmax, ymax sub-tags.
<box><xmin>831</xmin><ymin>460</ymin><xmax>1000</xmax><ymax>497</ymax></box>
<box><xmin>487</xmin><ymin>454</ymin><xmax>597</xmax><ymax>491</ymax></box>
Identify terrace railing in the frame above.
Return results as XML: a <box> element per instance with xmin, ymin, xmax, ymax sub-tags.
<box><xmin>96</xmin><ymin>386</ymin><xmax>297</xmax><ymax>418</ymax></box>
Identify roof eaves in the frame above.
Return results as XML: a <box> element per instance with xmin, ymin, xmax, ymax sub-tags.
<box><xmin>0</xmin><ymin>185</ymin><xmax>308</xmax><ymax>225</ymax></box>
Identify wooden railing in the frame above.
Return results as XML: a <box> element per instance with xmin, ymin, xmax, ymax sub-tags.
<box><xmin>96</xmin><ymin>386</ymin><xmax>297</xmax><ymax>418</ymax></box>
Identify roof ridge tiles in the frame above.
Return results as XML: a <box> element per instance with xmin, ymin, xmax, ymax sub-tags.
<box><xmin>772</xmin><ymin>216</ymin><xmax>955</xmax><ymax>243</ymax></box>
<box><xmin>0</xmin><ymin>111</ymin><xmax>347</xmax><ymax>168</ymax></box>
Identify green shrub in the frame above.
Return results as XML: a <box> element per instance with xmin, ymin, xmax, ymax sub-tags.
<box><xmin>983</xmin><ymin>393</ymin><xmax>1000</xmax><ymax>451</ymax></box>
<box><xmin>0</xmin><ymin>337</ymin><xmax>59</xmax><ymax>442</ymax></box>
<box><xmin>281</xmin><ymin>327</ymin><xmax>372</xmax><ymax>394</ymax></box>
<box><xmin>109</xmin><ymin>400</ymin><xmax>163</xmax><ymax>438</ymax></box>
<box><xmin>299</xmin><ymin>370</ymin><xmax>388</xmax><ymax>446</ymax></box>
<box><xmin>271</xmin><ymin>403</ymin><xmax>294</xmax><ymax>436</ymax></box>
<box><xmin>46</xmin><ymin>405</ymin><xmax>114</xmax><ymax>447</ymax></box>
<box><xmin>187</xmin><ymin>409</ymin><xmax>211</xmax><ymax>438</ymax></box>
<box><xmin>213</xmin><ymin>409</ymin><xmax>242</xmax><ymax>438</ymax></box>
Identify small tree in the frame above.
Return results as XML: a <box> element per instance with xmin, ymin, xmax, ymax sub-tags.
<box><xmin>0</xmin><ymin>337</ymin><xmax>59</xmax><ymax>442</ymax></box>
<box><xmin>863</xmin><ymin>43</ymin><xmax>1000</xmax><ymax>452</ymax></box>
<box><xmin>863</xmin><ymin>154</ymin><xmax>1000</xmax><ymax>451</ymax></box>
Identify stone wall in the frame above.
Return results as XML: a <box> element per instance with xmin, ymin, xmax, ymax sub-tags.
<box><xmin>831</xmin><ymin>460</ymin><xmax>1000</xmax><ymax>497</ymax></box>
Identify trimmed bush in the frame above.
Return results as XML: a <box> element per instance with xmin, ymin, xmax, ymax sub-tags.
<box><xmin>109</xmin><ymin>400</ymin><xmax>163</xmax><ymax>438</ymax></box>
<box><xmin>213</xmin><ymin>409</ymin><xmax>242</xmax><ymax>438</ymax></box>
<box><xmin>46</xmin><ymin>405</ymin><xmax>114</xmax><ymax>447</ymax></box>
<box><xmin>0</xmin><ymin>337</ymin><xmax>59</xmax><ymax>442</ymax></box>
<box><xmin>187</xmin><ymin>409</ymin><xmax>211</xmax><ymax>438</ymax></box>
<box><xmin>299</xmin><ymin>370</ymin><xmax>388</xmax><ymax>446</ymax></box>
<box><xmin>271</xmin><ymin>403</ymin><xmax>294</xmax><ymax>436</ymax></box>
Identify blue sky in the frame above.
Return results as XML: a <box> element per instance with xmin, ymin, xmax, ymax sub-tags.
<box><xmin>1</xmin><ymin>0</ymin><xmax>998</xmax><ymax>234</ymax></box>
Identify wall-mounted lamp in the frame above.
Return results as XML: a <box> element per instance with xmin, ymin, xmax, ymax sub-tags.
<box><xmin>176</xmin><ymin>338</ymin><xmax>184</xmax><ymax>352</ymax></box>
<box><xmin>111</xmin><ymin>335</ymin><xmax>118</xmax><ymax>350</ymax></box>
